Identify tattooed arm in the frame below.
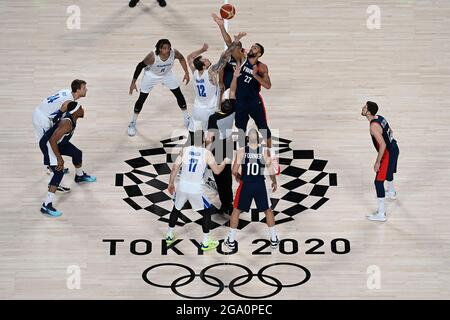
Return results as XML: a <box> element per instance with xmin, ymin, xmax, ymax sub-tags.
<box><xmin>208</xmin><ymin>32</ymin><xmax>246</xmax><ymax>85</ymax></box>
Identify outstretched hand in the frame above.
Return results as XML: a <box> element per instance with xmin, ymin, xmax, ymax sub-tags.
<box><xmin>234</xmin><ymin>32</ymin><xmax>247</xmax><ymax>42</ymax></box>
<box><xmin>211</xmin><ymin>13</ymin><xmax>224</xmax><ymax>26</ymax></box>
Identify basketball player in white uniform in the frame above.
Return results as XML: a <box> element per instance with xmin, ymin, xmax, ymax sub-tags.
<box><xmin>32</xmin><ymin>80</ymin><xmax>88</xmax><ymax>192</ymax></box>
<box><xmin>128</xmin><ymin>39</ymin><xmax>190</xmax><ymax>136</ymax></box>
<box><xmin>165</xmin><ymin>131</ymin><xmax>231</xmax><ymax>251</ymax></box>
<box><xmin>186</xmin><ymin>32</ymin><xmax>246</xmax><ymax>135</ymax></box>
<box><xmin>32</xmin><ymin>79</ymin><xmax>87</xmax><ymax>143</ymax></box>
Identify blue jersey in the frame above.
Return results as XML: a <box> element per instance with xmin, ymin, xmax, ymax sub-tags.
<box><xmin>370</xmin><ymin>115</ymin><xmax>396</xmax><ymax>151</ymax></box>
<box><xmin>241</xmin><ymin>145</ymin><xmax>265</xmax><ymax>183</ymax></box>
<box><xmin>223</xmin><ymin>56</ymin><xmax>238</xmax><ymax>90</ymax></box>
<box><xmin>236</xmin><ymin>59</ymin><xmax>262</xmax><ymax>100</ymax></box>
<box><xmin>41</xmin><ymin>112</ymin><xmax>76</xmax><ymax>146</ymax></box>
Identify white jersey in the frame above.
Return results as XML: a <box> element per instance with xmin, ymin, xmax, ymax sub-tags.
<box><xmin>144</xmin><ymin>49</ymin><xmax>175</xmax><ymax>76</ymax></box>
<box><xmin>193</xmin><ymin>68</ymin><xmax>219</xmax><ymax>109</ymax></box>
<box><xmin>35</xmin><ymin>89</ymin><xmax>73</xmax><ymax>119</ymax></box>
<box><xmin>178</xmin><ymin>146</ymin><xmax>208</xmax><ymax>192</ymax></box>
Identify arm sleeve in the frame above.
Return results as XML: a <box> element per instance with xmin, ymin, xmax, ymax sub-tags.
<box><xmin>133</xmin><ymin>61</ymin><xmax>147</xmax><ymax>80</ymax></box>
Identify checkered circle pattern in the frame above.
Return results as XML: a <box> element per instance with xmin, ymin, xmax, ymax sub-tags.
<box><xmin>115</xmin><ymin>134</ymin><xmax>337</xmax><ymax>230</ymax></box>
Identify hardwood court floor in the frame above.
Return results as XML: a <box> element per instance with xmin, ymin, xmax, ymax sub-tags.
<box><xmin>0</xmin><ymin>0</ymin><xmax>449</xmax><ymax>299</ymax></box>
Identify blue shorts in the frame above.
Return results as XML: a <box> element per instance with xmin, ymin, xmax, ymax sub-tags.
<box><xmin>233</xmin><ymin>180</ymin><xmax>270</xmax><ymax>212</ymax></box>
<box><xmin>235</xmin><ymin>95</ymin><xmax>271</xmax><ymax>139</ymax></box>
<box><xmin>376</xmin><ymin>141</ymin><xmax>399</xmax><ymax>182</ymax></box>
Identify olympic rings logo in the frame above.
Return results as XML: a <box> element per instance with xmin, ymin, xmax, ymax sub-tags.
<box><xmin>142</xmin><ymin>262</ymin><xmax>311</xmax><ymax>299</ymax></box>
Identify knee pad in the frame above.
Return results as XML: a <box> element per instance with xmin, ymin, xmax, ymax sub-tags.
<box><xmin>72</xmin><ymin>148</ymin><xmax>82</xmax><ymax>166</ymax></box>
<box><xmin>49</xmin><ymin>167</ymin><xmax>64</xmax><ymax>187</ymax></box>
<box><xmin>134</xmin><ymin>92</ymin><xmax>149</xmax><ymax>113</ymax></box>
<box><xmin>170</xmin><ymin>87</ymin><xmax>186</xmax><ymax>110</ymax></box>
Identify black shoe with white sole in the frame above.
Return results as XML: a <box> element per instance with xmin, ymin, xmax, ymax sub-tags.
<box><xmin>224</xmin><ymin>237</ymin><xmax>236</xmax><ymax>250</ymax></box>
<box><xmin>270</xmin><ymin>236</ymin><xmax>280</xmax><ymax>249</ymax></box>
<box><xmin>129</xmin><ymin>0</ymin><xmax>139</xmax><ymax>8</ymax></box>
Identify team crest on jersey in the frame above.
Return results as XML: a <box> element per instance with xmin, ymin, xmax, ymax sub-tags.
<box><xmin>115</xmin><ymin>133</ymin><xmax>337</xmax><ymax>229</ymax></box>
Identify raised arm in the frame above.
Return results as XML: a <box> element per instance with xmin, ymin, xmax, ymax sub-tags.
<box><xmin>212</xmin><ymin>13</ymin><xmax>232</xmax><ymax>46</ymax></box>
<box><xmin>187</xmin><ymin>43</ymin><xmax>209</xmax><ymax>73</ymax></box>
<box><xmin>229</xmin><ymin>61</ymin><xmax>241</xmax><ymax>99</ymax></box>
<box><xmin>174</xmin><ymin>49</ymin><xmax>190</xmax><ymax>85</ymax></box>
<box><xmin>129</xmin><ymin>52</ymin><xmax>155</xmax><ymax>95</ymax></box>
<box><xmin>209</xmin><ymin>32</ymin><xmax>246</xmax><ymax>85</ymax></box>
<box><xmin>212</xmin><ymin>13</ymin><xmax>245</xmax><ymax>62</ymax></box>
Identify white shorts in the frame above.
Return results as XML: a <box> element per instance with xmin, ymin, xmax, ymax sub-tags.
<box><xmin>32</xmin><ymin>108</ymin><xmax>52</xmax><ymax>143</ymax></box>
<box><xmin>188</xmin><ymin>104</ymin><xmax>216</xmax><ymax>132</ymax></box>
<box><xmin>140</xmin><ymin>71</ymin><xmax>180</xmax><ymax>93</ymax></box>
<box><xmin>173</xmin><ymin>182</ymin><xmax>212</xmax><ymax>211</ymax></box>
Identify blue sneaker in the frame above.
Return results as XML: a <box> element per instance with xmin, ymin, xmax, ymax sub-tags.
<box><xmin>41</xmin><ymin>202</ymin><xmax>62</xmax><ymax>217</ymax></box>
<box><xmin>74</xmin><ymin>172</ymin><xmax>96</xmax><ymax>183</ymax></box>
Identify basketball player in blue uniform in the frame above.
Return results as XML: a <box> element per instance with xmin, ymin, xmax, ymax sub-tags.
<box><xmin>361</xmin><ymin>101</ymin><xmax>400</xmax><ymax>222</ymax></box>
<box><xmin>224</xmin><ymin>128</ymin><xmax>279</xmax><ymax>250</ymax></box>
<box><xmin>212</xmin><ymin>13</ymin><xmax>279</xmax><ymax>174</ymax></box>
<box><xmin>39</xmin><ymin>102</ymin><xmax>96</xmax><ymax>217</ymax></box>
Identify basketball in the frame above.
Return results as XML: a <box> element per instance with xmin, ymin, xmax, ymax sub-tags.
<box><xmin>220</xmin><ymin>3</ymin><xmax>236</xmax><ymax>20</ymax></box>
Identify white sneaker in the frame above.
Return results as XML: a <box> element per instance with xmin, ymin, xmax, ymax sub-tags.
<box><xmin>367</xmin><ymin>212</ymin><xmax>387</xmax><ymax>222</ymax></box>
<box><xmin>386</xmin><ymin>191</ymin><xmax>397</xmax><ymax>200</ymax></box>
<box><xmin>127</xmin><ymin>121</ymin><xmax>136</xmax><ymax>136</ymax></box>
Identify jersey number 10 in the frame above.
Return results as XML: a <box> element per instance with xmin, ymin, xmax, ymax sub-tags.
<box><xmin>247</xmin><ymin>162</ymin><xmax>260</xmax><ymax>176</ymax></box>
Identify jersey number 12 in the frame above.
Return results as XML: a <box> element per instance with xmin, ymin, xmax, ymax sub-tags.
<box><xmin>196</xmin><ymin>84</ymin><xmax>206</xmax><ymax>97</ymax></box>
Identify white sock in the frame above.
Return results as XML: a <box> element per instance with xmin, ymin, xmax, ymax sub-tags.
<box><xmin>387</xmin><ymin>181</ymin><xmax>395</xmax><ymax>193</ymax></box>
<box><xmin>44</xmin><ymin>192</ymin><xmax>55</xmax><ymax>205</ymax></box>
<box><xmin>131</xmin><ymin>113</ymin><xmax>139</xmax><ymax>123</ymax></box>
<box><xmin>377</xmin><ymin>198</ymin><xmax>385</xmax><ymax>214</ymax></box>
<box><xmin>167</xmin><ymin>227</ymin><xmax>174</xmax><ymax>237</ymax></box>
<box><xmin>76</xmin><ymin>167</ymin><xmax>84</xmax><ymax>176</ymax></box>
<box><xmin>202</xmin><ymin>233</ymin><xmax>209</xmax><ymax>244</ymax></box>
<box><xmin>228</xmin><ymin>228</ymin><xmax>236</xmax><ymax>242</ymax></box>
<box><xmin>269</xmin><ymin>226</ymin><xmax>278</xmax><ymax>241</ymax></box>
